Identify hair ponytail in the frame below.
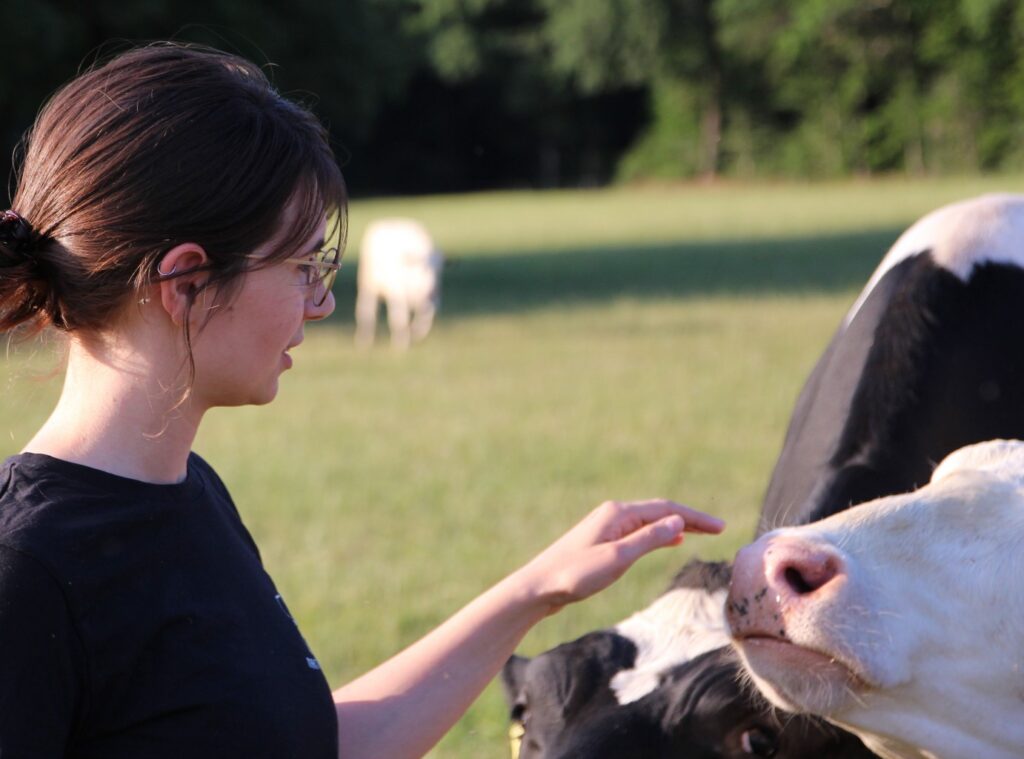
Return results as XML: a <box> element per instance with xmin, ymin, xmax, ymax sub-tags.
<box><xmin>0</xmin><ymin>209</ymin><xmax>61</xmax><ymax>334</ymax></box>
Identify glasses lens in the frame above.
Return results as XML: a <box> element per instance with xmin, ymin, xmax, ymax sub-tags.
<box><xmin>313</xmin><ymin>247</ymin><xmax>340</xmax><ymax>306</ymax></box>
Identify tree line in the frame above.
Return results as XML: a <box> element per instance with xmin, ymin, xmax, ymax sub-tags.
<box><xmin>5</xmin><ymin>0</ymin><xmax>1024</xmax><ymax>195</ymax></box>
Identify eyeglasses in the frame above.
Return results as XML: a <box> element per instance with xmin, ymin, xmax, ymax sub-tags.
<box><xmin>246</xmin><ymin>246</ymin><xmax>341</xmax><ymax>307</ymax></box>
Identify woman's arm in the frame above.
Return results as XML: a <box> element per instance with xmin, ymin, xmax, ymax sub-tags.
<box><xmin>332</xmin><ymin>499</ymin><xmax>725</xmax><ymax>759</ymax></box>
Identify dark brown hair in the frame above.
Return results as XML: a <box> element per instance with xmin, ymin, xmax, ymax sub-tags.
<box><xmin>0</xmin><ymin>42</ymin><xmax>346</xmax><ymax>343</ymax></box>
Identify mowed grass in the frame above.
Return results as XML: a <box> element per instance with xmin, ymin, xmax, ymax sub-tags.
<box><xmin>3</xmin><ymin>176</ymin><xmax>1024</xmax><ymax>757</ymax></box>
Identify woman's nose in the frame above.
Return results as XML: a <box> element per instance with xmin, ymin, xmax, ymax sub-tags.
<box><xmin>305</xmin><ymin>290</ymin><xmax>335</xmax><ymax>321</ymax></box>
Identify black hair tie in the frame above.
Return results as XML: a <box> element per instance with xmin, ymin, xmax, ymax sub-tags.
<box><xmin>0</xmin><ymin>210</ymin><xmax>35</xmax><ymax>256</ymax></box>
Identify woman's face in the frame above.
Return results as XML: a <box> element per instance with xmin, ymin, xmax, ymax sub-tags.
<box><xmin>188</xmin><ymin>215</ymin><xmax>335</xmax><ymax>409</ymax></box>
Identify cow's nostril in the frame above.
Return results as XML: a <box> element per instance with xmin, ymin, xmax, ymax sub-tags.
<box><xmin>781</xmin><ymin>553</ymin><xmax>839</xmax><ymax>596</ymax></box>
<box><xmin>784</xmin><ymin>566</ymin><xmax>816</xmax><ymax>595</ymax></box>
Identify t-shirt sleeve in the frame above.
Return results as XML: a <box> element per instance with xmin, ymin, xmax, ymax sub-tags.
<box><xmin>0</xmin><ymin>544</ymin><xmax>83</xmax><ymax>757</ymax></box>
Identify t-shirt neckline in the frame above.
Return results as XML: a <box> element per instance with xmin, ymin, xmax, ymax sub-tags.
<box><xmin>4</xmin><ymin>452</ymin><xmax>207</xmax><ymax>499</ymax></box>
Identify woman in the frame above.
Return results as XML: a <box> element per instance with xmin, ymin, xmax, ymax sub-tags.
<box><xmin>0</xmin><ymin>43</ymin><xmax>725</xmax><ymax>758</ymax></box>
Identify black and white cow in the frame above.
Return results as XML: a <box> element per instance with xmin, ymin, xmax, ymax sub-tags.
<box><xmin>761</xmin><ymin>192</ymin><xmax>1024</xmax><ymax>529</ymax></box>
<box><xmin>503</xmin><ymin>562</ymin><xmax>872</xmax><ymax>758</ymax></box>
<box><xmin>502</xmin><ymin>194</ymin><xmax>1024</xmax><ymax>757</ymax></box>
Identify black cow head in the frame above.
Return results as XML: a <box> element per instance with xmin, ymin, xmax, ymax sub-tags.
<box><xmin>502</xmin><ymin>645</ymin><xmax>872</xmax><ymax>759</ymax></box>
<box><xmin>501</xmin><ymin>561</ymin><xmax>874</xmax><ymax>759</ymax></box>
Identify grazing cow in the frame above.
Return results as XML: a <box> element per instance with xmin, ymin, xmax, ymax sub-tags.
<box><xmin>501</xmin><ymin>193</ymin><xmax>1024</xmax><ymax>755</ymax></box>
<box><xmin>354</xmin><ymin>218</ymin><xmax>444</xmax><ymax>349</ymax></box>
<box><xmin>728</xmin><ymin>438</ymin><xmax>1024</xmax><ymax>759</ymax></box>
<box><xmin>502</xmin><ymin>561</ymin><xmax>873</xmax><ymax>758</ymax></box>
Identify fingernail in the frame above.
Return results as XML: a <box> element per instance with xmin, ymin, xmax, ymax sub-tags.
<box><xmin>664</xmin><ymin>515</ymin><xmax>684</xmax><ymax>533</ymax></box>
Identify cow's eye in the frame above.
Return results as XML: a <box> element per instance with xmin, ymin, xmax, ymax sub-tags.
<box><xmin>740</xmin><ymin>727</ymin><xmax>777</xmax><ymax>756</ymax></box>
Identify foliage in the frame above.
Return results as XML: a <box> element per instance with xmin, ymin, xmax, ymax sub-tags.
<box><xmin>7</xmin><ymin>1</ymin><xmax>1024</xmax><ymax>191</ymax></box>
<box><xmin>0</xmin><ymin>0</ymin><xmax>413</xmax><ymax>186</ymax></box>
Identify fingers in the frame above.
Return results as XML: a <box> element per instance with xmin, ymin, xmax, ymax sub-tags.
<box><xmin>677</xmin><ymin>505</ymin><xmax>727</xmax><ymax>534</ymax></box>
<box><xmin>518</xmin><ymin>499</ymin><xmax>724</xmax><ymax>614</ymax></box>
<box><xmin>613</xmin><ymin>514</ymin><xmax>687</xmax><ymax>565</ymax></box>
<box><xmin>595</xmin><ymin>499</ymin><xmax>725</xmax><ymax>567</ymax></box>
<box><xmin>599</xmin><ymin>499</ymin><xmax>726</xmax><ymax>536</ymax></box>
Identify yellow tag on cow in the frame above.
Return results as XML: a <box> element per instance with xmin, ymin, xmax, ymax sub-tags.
<box><xmin>509</xmin><ymin>720</ymin><xmax>525</xmax><ymax>759</ymax></box>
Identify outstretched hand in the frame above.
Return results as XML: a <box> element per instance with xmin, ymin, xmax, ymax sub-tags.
<box><xmin>514</xmin><ymin>499</ymin><xmax>725</xmax><ymax>616</ymax></box>
<box><xmin>332</xmin><ymin>499</ymin><xmax>723</xmax><ymax>759</ymax></box>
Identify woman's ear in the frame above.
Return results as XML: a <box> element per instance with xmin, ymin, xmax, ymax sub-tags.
<box><xmin>155</xmin><ymin>243</ymin><xmax>210</xmax><ymax>326</ymax></box>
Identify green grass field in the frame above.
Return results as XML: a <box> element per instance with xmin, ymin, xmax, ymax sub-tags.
<box><xmin>3</xmin><ymin>176</ymin><xmax>1024</xmax><ymax>756</ymax></box>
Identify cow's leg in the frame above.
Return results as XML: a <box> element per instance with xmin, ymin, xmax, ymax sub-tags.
<box><xmin>386</xmin><ymin>295</ymin><xmax>412</xmax><ymax>350</ymax></box>
<box><xmin>410</xmin><ymin>301</ymin><xmax>436</xmax><ymax>343</ymax></box>
<box><xmin>355</xmin><ymin>287</ymin><xmax>379</xmax><ymax>348</ymax></box>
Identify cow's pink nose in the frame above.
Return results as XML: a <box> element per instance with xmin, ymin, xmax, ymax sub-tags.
<box><xmin>728</xmin><ymin>534</ymin><xmax>847</xmax><ymax>637</ymax></box>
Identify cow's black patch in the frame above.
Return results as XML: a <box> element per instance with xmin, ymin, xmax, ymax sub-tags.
<box><xmin>762</xmin><ymin>254</ymin><xmax>1024</xmax><ymax>527</ymax></box>
<box><xmin>501</xmin><ymin>631</ymin><xmax>637</xmax><ymax>735</ymax></box>
<box><xmin>666</xmin><ymin>558</ymin><xmax>731</xmax><ymax>594</ymax></box>
<box><xmin>504</xmin><ymin>646</ymin><xmax>873</xmax><ymax>758</ymax></box>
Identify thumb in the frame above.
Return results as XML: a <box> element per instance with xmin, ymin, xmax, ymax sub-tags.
<box><xmin>614</xmin><ymin>514</ymin><xmax>686</xmax><ymax>565</ymax></box>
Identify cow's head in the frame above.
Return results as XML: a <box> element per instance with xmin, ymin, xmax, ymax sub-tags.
<box><xmin>503</xmin><ymin>642</ymin><xmax>871</xmax><ymax>759</ymax></box>
<box><xmin>502</xmin><ymin>561</ymin><xmax>873</xmax><ymax>759</ymax></box>
<box><xmin>729</xmin><ymin>439</ymin><xmax>1024</xmax><ymax>759</ymax></box>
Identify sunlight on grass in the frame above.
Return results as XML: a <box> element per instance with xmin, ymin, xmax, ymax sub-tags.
<box><xmin>1</xmin><ymin>178</ymin><xmax>1016</xmax><ymax>757</ymax></box>
<box><xmin>200</xmin><ymin>295</ymin><xmax>846</xmax><ymax>756</ymax></box>
<box><xmin>347</xmin><ymin>175</ymin><xmax>1024</xmax><ymax>256</ymax></box>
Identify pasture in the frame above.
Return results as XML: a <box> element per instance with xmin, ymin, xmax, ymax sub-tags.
<box><xmin>2</xmin><ymin>176</ymin><xmax>1022</xmax><ymax>757</ymax></box>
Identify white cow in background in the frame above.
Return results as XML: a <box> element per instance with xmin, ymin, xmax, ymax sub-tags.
<box><xmin>355</xmin><ymin>218</ymin><xmax>444</xmax><ymax>349</ymax></box>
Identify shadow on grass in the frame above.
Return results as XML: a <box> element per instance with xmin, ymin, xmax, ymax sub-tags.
<box><xmin>329</xmin><ymin>227</ymin><xmax>902</xmax><ymax>323</ymax></box>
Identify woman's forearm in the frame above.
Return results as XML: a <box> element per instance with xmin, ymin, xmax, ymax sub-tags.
<box><xmin>332</xmin><ymin>499</ymin><xmax>725</xmax><ymax>759</ymax></box>
<box><xmin>332</xmin><ymin>569</ymin><xmax>547</xmax><ymax>759</ymax></box>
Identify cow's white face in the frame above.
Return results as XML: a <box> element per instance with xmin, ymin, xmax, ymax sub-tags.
<box><xmin>728</xmin><ymin>439</ymin><xmax>1024</xmax><ymax>759</ymax></box>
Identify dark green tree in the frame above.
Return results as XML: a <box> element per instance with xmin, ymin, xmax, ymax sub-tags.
<box><xmin>539</xmin><ymin>0</ymin><xmax>726</xmax><ymax>179</ymax></box>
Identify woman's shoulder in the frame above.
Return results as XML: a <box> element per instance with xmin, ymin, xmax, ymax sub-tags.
<box><xmin>0</xmin><ymin>452</ymin><xmax>220</xmax><ymax>567</ymax></box>
<box><xmin>1</xmin><ymin>451</ymin><xmax>206</xmax><ymax>511</ymax></box>
<box><xmin>0</xmin><ymin>452</ymin><xmax>89</xmax><ymax>532</ymax></box>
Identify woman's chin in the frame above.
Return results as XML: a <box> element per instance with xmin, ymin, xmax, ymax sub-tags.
<box><xmin>209</xmin><ymin>382</ymin><xmax>280</xmax><ymax>409</ymax></box>
<box><xmin>251</xmin><ymin>382</ymin><xmax>280</xmax><ymax>406</ymax></box>
<box><xmin>734</xmin><ymin>636</ymin><xmax>866</xmax><ymax>716</ymax></box>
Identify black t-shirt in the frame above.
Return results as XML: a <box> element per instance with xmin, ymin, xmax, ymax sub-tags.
<box><xmin>0</xmin><ymin>452</ymin><xmax>338</xmax><ymax>758</ymax></box>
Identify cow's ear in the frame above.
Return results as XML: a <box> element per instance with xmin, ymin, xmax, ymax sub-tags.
<box><xmin>667</xmin><ymin>558</ymin><xmax>732</xmax><ymax>593</ymax></box>
<box><xmin>501</xmin><ymin>654</ymin><xmax>530</xmax><ymax>709</ymax></box>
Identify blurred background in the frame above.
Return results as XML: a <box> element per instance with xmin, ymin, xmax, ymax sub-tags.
<box><xmin>5</xmin><ymin>2</ymin><xmax>1024</xmax><ymax>757</ymax></box>
<box><xmin>4</xmin><ymin>0</ymin><xmax>1024</xmax><ymax>195</ymax></box>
